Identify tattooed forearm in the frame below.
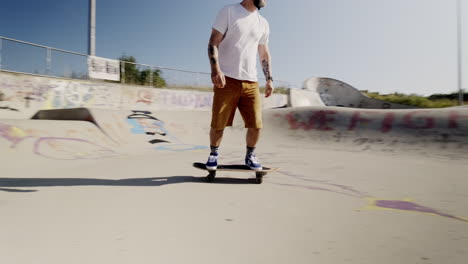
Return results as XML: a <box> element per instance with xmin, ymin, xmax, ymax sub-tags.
<box><xmin>262</xmin><ymin>59</ymin><xmax>271</xmax><ymax>80</ymax></box>
<box><xmin>208</xmin><ymin>44</ymin><xmax>219</xmax><ymax>69</ymax></box>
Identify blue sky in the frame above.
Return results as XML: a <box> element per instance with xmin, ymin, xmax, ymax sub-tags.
<box><xmin>0</xmin><ymin>0</ymin><xmax>467</xmax><ymax>96</ymax></box>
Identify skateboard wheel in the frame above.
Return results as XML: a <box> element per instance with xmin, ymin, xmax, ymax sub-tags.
<box><xmin>206</xmin><ymin>176</ymin><xmax>214</xmax><ymax>182</ymax></box>
<box><xmin>255</xmin><ymin>171</ymin><xmax>265</xmax><ymax>184</ymax></box>
<box><xmin>206</xmin><ymin>171</ymin><xmax>216</xmax><ymax>182</ymax></box>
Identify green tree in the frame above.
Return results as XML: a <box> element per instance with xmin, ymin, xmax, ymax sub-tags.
<box><xmin>139</xmin><ymin>68</ymin><xmax>166</xmax><ymax>87</ymax></box>
<box><xmin>362</xmin><ymin>91</ymin><xmax>464</xmax><ymax>108</ymax></box>
<box><xmin>119</xmin><ymin>55</ymin><xmax>140</xmax><ymax>85</ymax></box>
<box><xmin>119</xmin><ymin>55</ymin><xmax>167</xmax><ymax>88</ymax></box>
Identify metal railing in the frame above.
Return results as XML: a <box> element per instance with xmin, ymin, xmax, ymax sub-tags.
<box><xmin>0</xmin><ymin>36</ymin><xmax>89</xmax><ymax>79</ymax></box>
<box><xmin>0</xmin><ymin>36</ymin><xmax>293</xmax><ymax>90</ymax></box>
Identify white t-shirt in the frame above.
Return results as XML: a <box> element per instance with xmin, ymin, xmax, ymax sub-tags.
<box><xmin>212</xmin><ymin>4</ymin><xmax>270</xmax><ymax>82</ymax></box>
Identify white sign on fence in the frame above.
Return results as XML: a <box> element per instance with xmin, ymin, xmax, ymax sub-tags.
<box><xmin>88</xmin><ymin>56</ymin><xmax>120</xmax><ymax>81</ymax></box>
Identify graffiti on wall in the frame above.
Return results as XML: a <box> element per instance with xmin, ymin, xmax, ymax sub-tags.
<box><xmin>273</xmin><ymin>109</ymin><xmax>468</xmax><ymax>155</ymax></box>
<box><xmin>136</xmin><ymin>90</ymin><xmax>154</xmax><ymax>105</ymax></box>
<box><xmin>280</xmin><ymin>110</ymin><xmax>468</xmax><ymax>133</ymax></box>
<box><xmin>0</xmin><ymin>76</ymin><xmax>53</xmax><ymax>111</ymax></box>
<box><xmin>0</xmin><ymin>122</ymin><xmax>118</xmax><ymax>160</ymax></box>
<box><xmin>127</xmin><ymin>88</ymin><xmax>214</xmax><ymax>110</ymax></box>
<box><xmin>144</xmin><ymin>89</ymin><xmax>213</xmax><ymax>109</ymax></box>
<box><xmin>127</xmin><ymin>110</ymin><xmax>207</xmax><ymax>151</ymax></box>
<box><xmin>49</xmin><ymin>82</ymin><xmax>117</xmax><ymax>109</ymax></box>
<box><xmin>0</xmin><ymin>72</ymin><xmax>123</xmax><ymax>112</ymax></box>
<box><xmin>50</xmin><ymin>82</ymin><xmax>93</xmax><ymax>108</ymax></box>
<box><xmin>1</xmin><ymin>72</ymin><xmax>287</xmax><ymax>114</ymax></box>
<box><xmin>161</xmin><ymin>91</ymin><xmax>213</xmax><ymax>109</ymax></box>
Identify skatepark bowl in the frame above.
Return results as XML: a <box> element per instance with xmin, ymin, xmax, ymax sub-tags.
<box><xmin>1</xmin><ymin>71</ymin><xmax>468</xmax><ymax>264</ymax></box>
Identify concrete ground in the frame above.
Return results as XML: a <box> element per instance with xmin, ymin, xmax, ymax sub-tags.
<box><xmin>1</xmin><ymin>108</ymin><xmax>467</xmax><ymax>264</ymax></box>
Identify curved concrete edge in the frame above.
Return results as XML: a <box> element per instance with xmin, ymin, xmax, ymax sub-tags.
<box><xmin>0</xmin><ymin>71</ymin><xmax>287</xmax><ymax>119</ymax></box>
<box><xmin>2</xmin><ymin>106</ymin><xmax>468</xmax><ymax>161</ymax></box>
<box><xmin>27</xmin><ymin>107</ymin><xmax>210</xmax><ymax>153</ymax></box>
<box><xmin>31</xmin><ymin>108</ymin><xmax>143</xmax><ymax>146</ymax></box>
<box><xmin>0</xmin><ymin>119</ymin><xmax>123</xmax><ymax>162</ymax></box>
<box><xmin>302</xmin><ymin>77</ymin><xmax>416</xmax><ymax>109</ymax></box>
<box><xmin>262</xmin><ymin>106</ymin><xmax>468</xmax><ymax>158</ymax></box>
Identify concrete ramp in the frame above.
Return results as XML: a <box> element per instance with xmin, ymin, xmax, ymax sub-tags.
<box><xmin>31</xmin><ymin>108</ymin><xmax>146</xmax><ymax>146</ymax></box>
<box><xmin>2</xmin><ymin>109</ymin><xmax>468</xmax><ymax>263</ymax></box>
<box><xmin>0</xmin><ymin>119</ymin><xmax>121</xmax><ymax>164</ymax></box>
<box><xmin>303</xmin><ymin>77</ymin><xmax>416</xmax><ymax>109</ymax></box>
<box><xmin>263</xmin><ymin>106</ymin><xmax>468</xmax><ymax>159</ymax></box>
<box><xmin>27</xmin><ymin>106</ymin><xmax>468</xmax><ymax>158</ymax></box>
<box><xmin>27</xmin><ymin>108</ymin><xmax>210</xmax><ymax>154</ymax></box>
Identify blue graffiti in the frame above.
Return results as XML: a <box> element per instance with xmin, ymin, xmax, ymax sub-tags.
<box><xmin>127</xmin><ymin>111</ymin><xmax>207</xmax><ymax>152</ymax></box>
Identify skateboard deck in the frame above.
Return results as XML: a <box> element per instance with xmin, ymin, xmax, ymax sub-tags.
<box><xmin>193</xmin><ymin>162</ymin><xmax>279</xmax><ymax>184</ymax></box>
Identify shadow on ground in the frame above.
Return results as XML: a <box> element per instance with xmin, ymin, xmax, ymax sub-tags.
<box><xmin>0</xmin><ymin>188</ymin><xmax>38</xmax><ymax>193</ymax></box>
<box><xmin>0</xmin><ymin>176</ymin><xmax>261</xmax><ymax>192</ymax></box>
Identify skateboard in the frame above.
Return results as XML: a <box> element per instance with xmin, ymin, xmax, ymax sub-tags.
<box><xmin>193</xmin><ymin>162</ymin><xmax>279</xmax><ymax>184</ymax></box>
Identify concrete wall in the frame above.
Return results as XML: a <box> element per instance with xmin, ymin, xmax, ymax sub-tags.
<box><xmin>0</xmin><ymin>71</ymin><xmax>288</xmax><ymax>119</ymax></box>
<box><xmin>263</xmin><ymin>106</ymin><xmax>468</xmax><ymax>158</ymax></box>
<box><xmin>288</xmin><ymin>88</ymin><xmax>325</xmax><ymax>107</ymax></box>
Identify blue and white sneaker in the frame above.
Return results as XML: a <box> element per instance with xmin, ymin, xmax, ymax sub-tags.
<box><xmin>205</xmin><ymin>153</ymin><xmax>218</xmax><ymax>170</ymax></box>
<box><xmin>245</xmin><ymin>153</ymin><xmax>262</xmax><ymax>171</ymax></box>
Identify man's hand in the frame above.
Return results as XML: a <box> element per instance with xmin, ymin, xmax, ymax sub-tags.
<box><xmin>211</xmin><ymin>70</ymin><xmax>226</xmax><ymax>88</ymax></box>
<box><xmin>265</xmin><ymin>80</ymin><xmax>274</xmax><ymax>98</ymax></box>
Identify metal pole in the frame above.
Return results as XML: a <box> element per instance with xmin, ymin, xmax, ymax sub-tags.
<box><xmin>89</xmin><ymin>0</ymin><xmax>96</xmax><ymax>56</ymax></box>
<box><xmin>46</xmin><ymin>48</ymin><xmax>52</xmax><ymax>75</ymax></box>
<box><xmin>121</xmin><ymin>61</ymin><xmax>125</xmax><ymax>84</ymax></box>
<box><xmin>149</xmin><ymin>67</ymin><xmax>154</xmax><ymax>87</ymax></box>
<box><xmin>457</xmin><ymin>0</ymin><xmax>464</xmax><ymax>105</ymax></box>
<box><xmin>0</xmin><ymin>38</ymin><xmax>2</xmax><ymax>70</ymax></box>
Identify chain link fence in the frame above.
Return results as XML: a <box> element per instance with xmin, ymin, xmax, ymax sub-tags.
<box><xmin>0</xmin><ymin>36</ymin><xmax>293</xmax><ymax>93</ymax></box>
<box><xmin>0</xmin><ymin>36</ymin><xmax>88</xmax><ymax>79</ymax></box>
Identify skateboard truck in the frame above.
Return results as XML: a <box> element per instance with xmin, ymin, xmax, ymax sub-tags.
<box><xmin>193</xmin><ymin>163</ymin><xmax>277</xmax><ymax>184</ymax></box>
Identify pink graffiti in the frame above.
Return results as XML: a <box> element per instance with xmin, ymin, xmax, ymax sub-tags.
<box><xmin>403</xmin><ymin>111</ymin><xmax>435</xmax><ymax>129</ymax></box>
<box><xmin>0</xmin><ymin>122</ymin><xmax>118</xmax><ymax>160</ymax></box>
<box><xmin>448</xmin><ymin>111</ymin><xmax>468</xmax><ymax>129</ymax></box>
<box><xmin>381</xmin><ymin>113</ymin><xmax>395</xmax><ymax>133</ymax></box>
<box><xmin>33</xmin><ymin>137</ymin><xmax>117</xmax><ymax>160</ymax></box>
<box><xmin>159</xmin><ymin>91</ymin><xmax>213</xmax><ymax>108</ymax></box>
<box><xmin>282</xmin><ymin>110</ymin><xmax>468</xmax><ymax>133</ymax></box>
<box><xmin>348</xmin><ymin>111</ymin><xmax>377</xmax><ymax>131</ymax></box>
<box><xmin>136</xmin><ymin>90</ymin><xmax>153</xmax><ymax>105</ymax></box>
<box><xmin>375</xmin><ymin>200</ymin><xmax>468</xmax><ymax>223</ymax></box>
<box><xmin>0</xmin><ymin>123</ymin><xmax>32</xmax><ymax>148</ymax></box>
<box><xmin>285</xmin><ymin>110</ymin><xmax>337</xmax><ymax>131</ymax></box>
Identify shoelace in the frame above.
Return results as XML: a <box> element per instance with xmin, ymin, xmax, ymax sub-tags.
<box><xmin>247</xmin><ymin>155</ymin><xmax>260</xmax><ymax>164</ymax></box>
<box><xmin>208</xmin><ymin>155</ymin><xmax>218</xmax><ymax>162</ymax></box>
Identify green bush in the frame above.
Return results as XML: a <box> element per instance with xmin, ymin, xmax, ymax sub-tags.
<box><xmin>363</xmin><ymin>91</ymin><xmax>465</xmax><ymax>108</ymax></box>
<box><xmin>119</xmin><ymin>55</ymin><xmax>166</xmax><ymax>88</ymax></box>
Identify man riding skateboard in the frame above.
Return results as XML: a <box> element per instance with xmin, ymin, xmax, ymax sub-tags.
<box><xmin>206</xmin><ymin>0</ymin><xmax>274</xmax><ymax>171</ymax></box>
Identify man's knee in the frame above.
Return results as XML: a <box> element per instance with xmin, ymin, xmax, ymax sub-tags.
<box><xmin>211</xmin><ymin>128</ymin><xmax>224</xmax><ymax>132</ymax></box>
<box><xmin>210</xmin><ymin>128</ymin><xmax>225</xmax><ymax>135</ymax></box>
<box><xmin>248</xmin><ymin>128</ymin><xmax>261</xmax><ymax>132</ymax></box>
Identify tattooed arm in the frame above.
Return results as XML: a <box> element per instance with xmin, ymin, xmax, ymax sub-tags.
<box><xmin>258</xmin><ymin>44</ymin><xmax>274</xmax><ymax>98</ymax></box>
<box><xmin>208</xmin><ymin>28</ymin><xmax>226</xmax><ymax>88</ymax></box>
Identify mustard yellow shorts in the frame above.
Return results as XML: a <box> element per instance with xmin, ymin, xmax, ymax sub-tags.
<box><xmin>211</xmin><ymin>76</ymin><xmax>263</xmax><ymax>130</ymax></box>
